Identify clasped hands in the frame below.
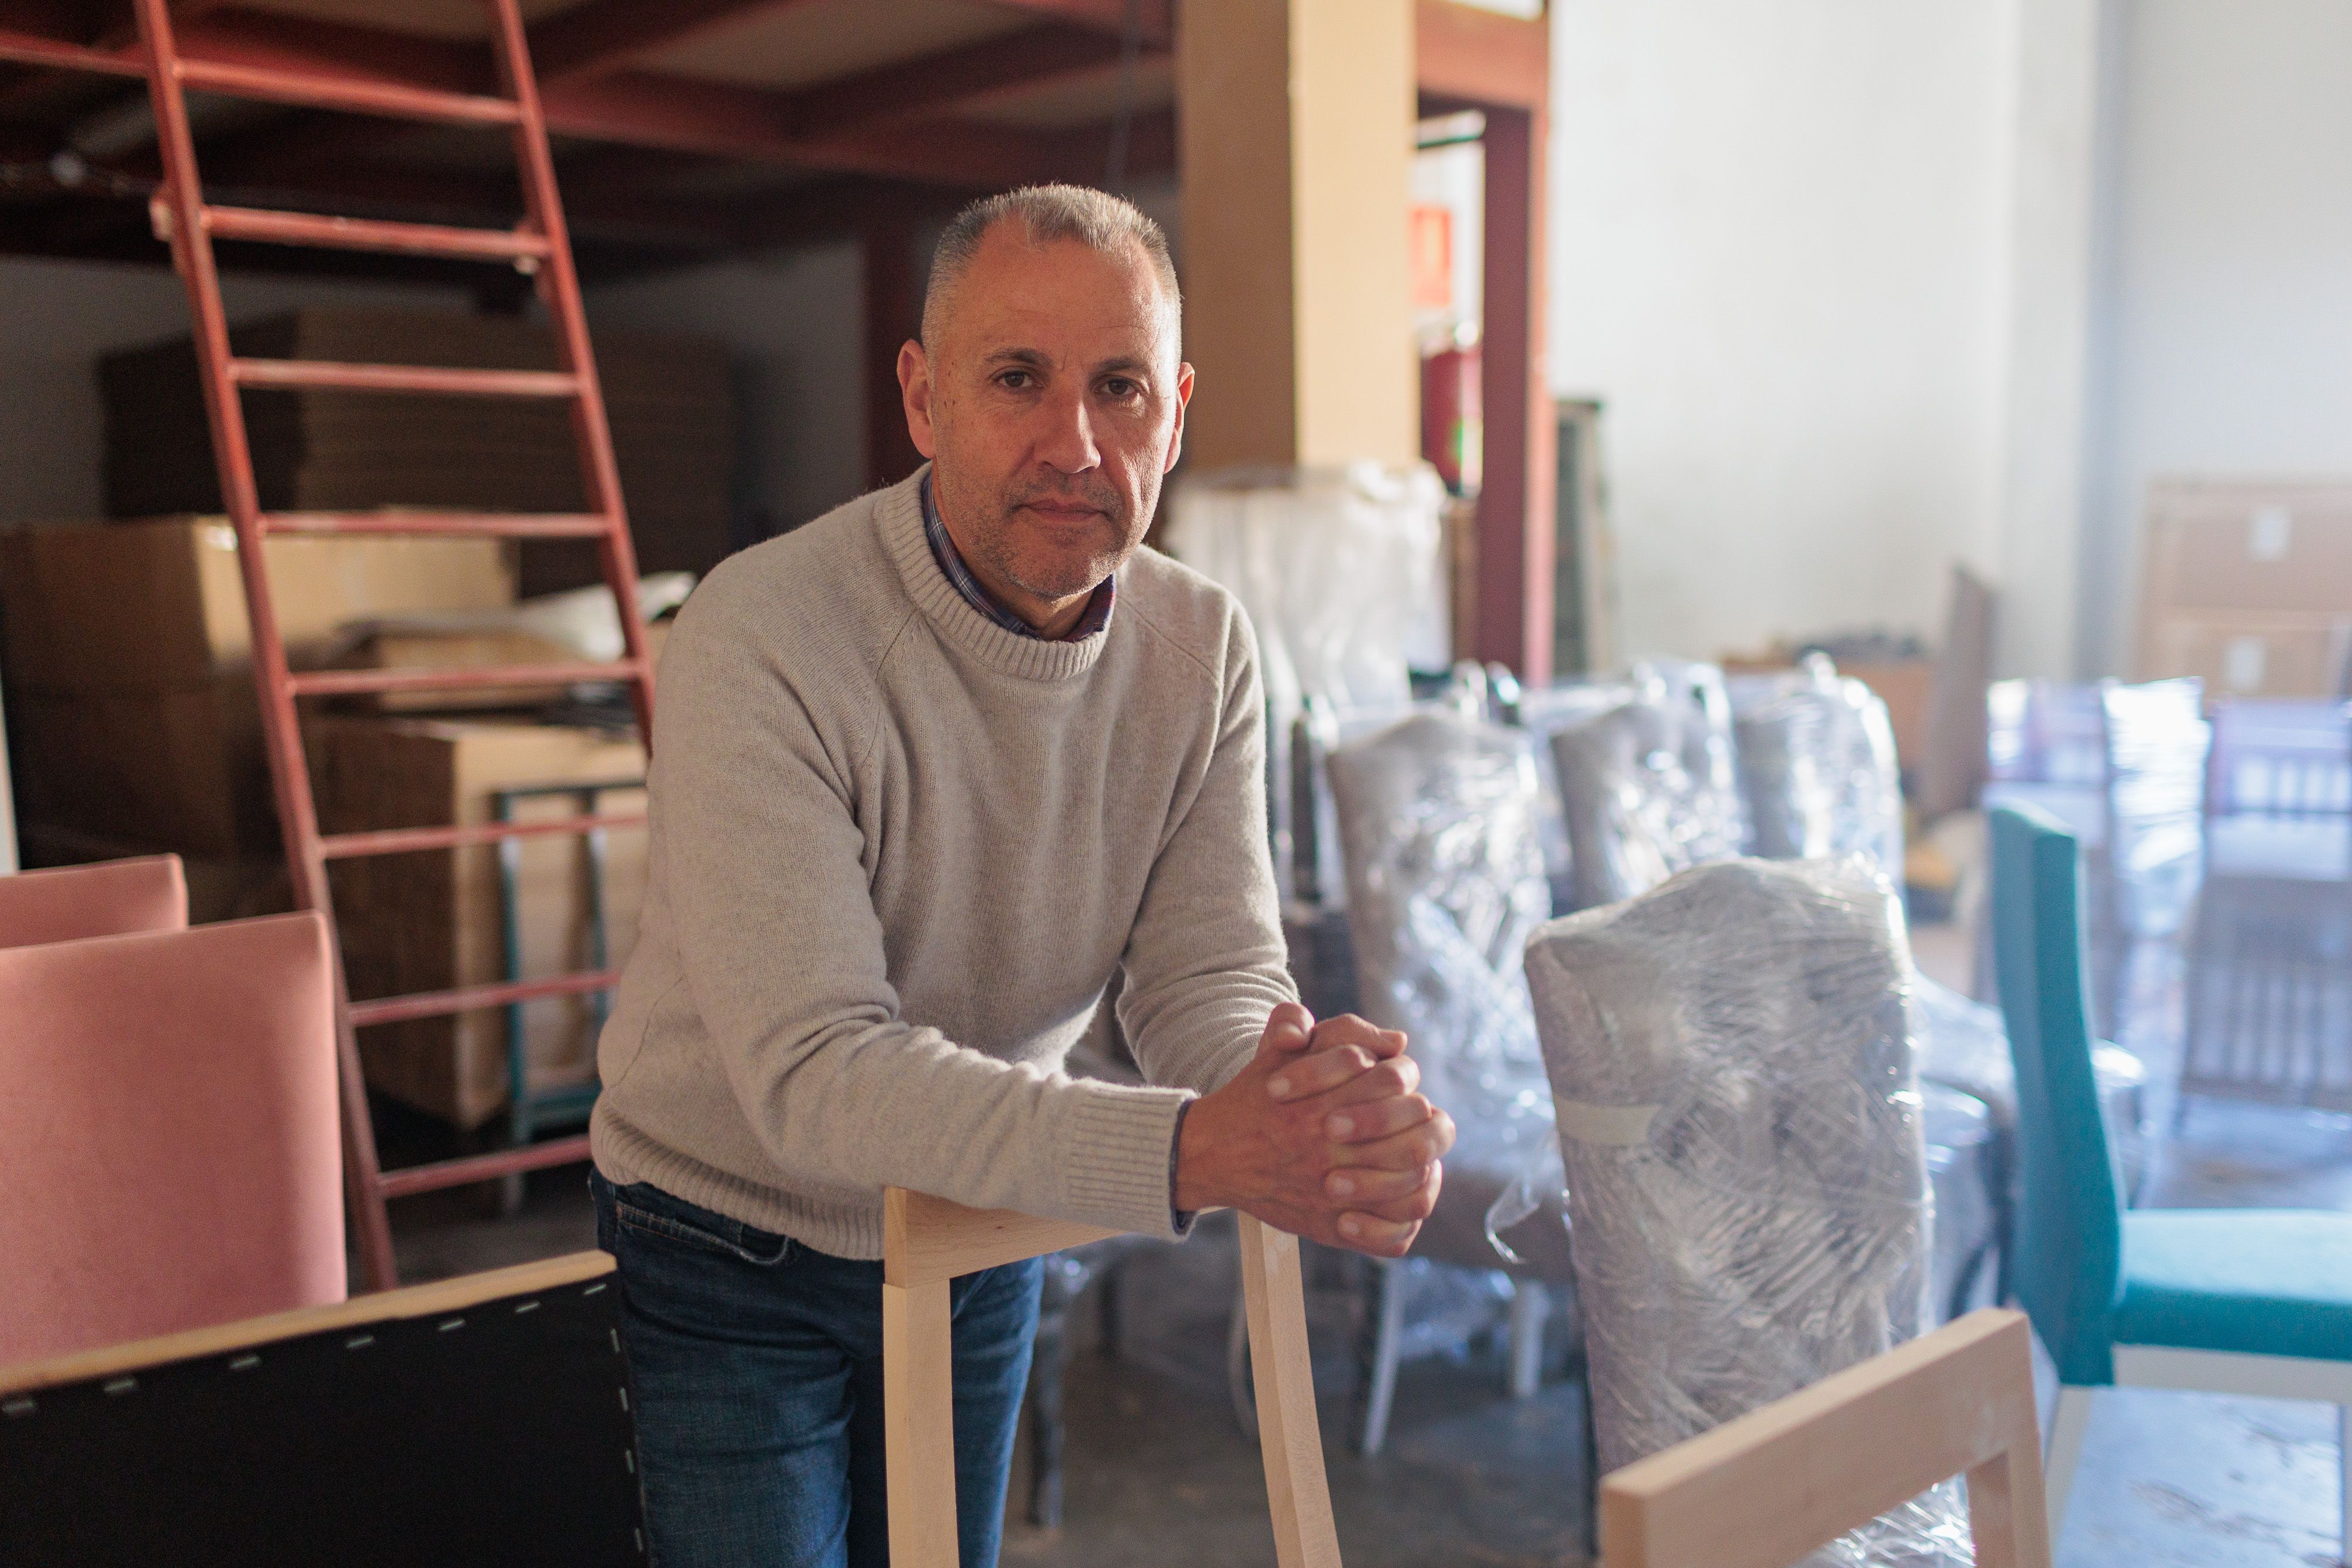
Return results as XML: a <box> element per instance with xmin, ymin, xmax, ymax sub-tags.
<box><xmin>1173</xmin><ymin>1001</ymin><xmax>1454</xmax><ymax>1258</ymax></box>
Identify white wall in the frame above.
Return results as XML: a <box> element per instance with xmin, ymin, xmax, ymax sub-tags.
<box><xmin>584</xmin><ymin>243</ymin><xmax>866</xmax><ymax>536</ymax></box>
<box><xmin>1548</xmin><ymin>1</ymin><xmax>2017</xmax><ymax>666</ymax></box>
<box><xmin>0</xmin><ymin>255</ymin><xmax>471</xmax><ymax>525</ymax></box>
<box><xmin>2082</xmin><ymin>0</ymin><xmax>2352</xmax><ymax>674</ymax></box>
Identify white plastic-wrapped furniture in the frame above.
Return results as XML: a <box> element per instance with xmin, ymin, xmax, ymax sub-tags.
<box><xmin>1728</xmin><ymin>656</ymin><xmax>1903</xmax><ymax>877</ymax></box>
<box><xmin>1324</xmin><ymin>708</ymin><xmax>1567</xmax><ymax>1453</ymax></box>
<box><xmin>1548</xmin><ymin>667</ymin><xmax>1748</xmax><ymax>912</ymax></box>
<box><xmin>1524</xmin><ymin>857</ymin><xmax>1970</xmax><ymax>1566</ymax></box>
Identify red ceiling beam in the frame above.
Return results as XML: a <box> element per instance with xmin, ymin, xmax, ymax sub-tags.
<box><xmin>527</xmin><ymin>0</ymin><xmax>821</xmax><ymax>89</ymax></box>
<box><xmin>0</xmin><ymin>3</ymin><xmax>1161</xmax><ymax>200</ymax></box>
<box><xmin>772</xmin><ymin>24</ymin><xmax>1137</xmax><ymax>137</ymax></box>
<box><xmin>540</xmin><ymin>69</ymin><xmax>1087</xmax><ymax>189</ymax></box>
<box><xmin>983</xmin><ymin>0</ymin><xmax>1169</xmax><ymax>48</ymax></box>
<box><xmin>1414</xmin><ymin>0</ymin><xmax>1546</xmax><ymax>112</ymax></box>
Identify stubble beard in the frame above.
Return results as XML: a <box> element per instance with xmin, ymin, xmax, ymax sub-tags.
<box><xmin>973</xmin><ymin>477</ymin><xmax>1144</xmax><ymax>603</ymax></box>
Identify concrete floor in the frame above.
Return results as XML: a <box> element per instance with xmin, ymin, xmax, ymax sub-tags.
<box><xmin>390</xmin><ymin>922</ymin><xmax>2350</xmax><ymax>1567</ymax></box>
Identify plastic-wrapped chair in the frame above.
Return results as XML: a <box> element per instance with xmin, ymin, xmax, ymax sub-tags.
<box><xmin>1729</xmin><ymin>656</ymin><xmax>1904</xmax><ymax>877</ymax></box>
<box><xmin>1979</xmin><ymin>678</ymin><xmax>2207</xmax><ymax>1038</ymax></box>
<box><xmin>1522</xmin><ymin>857</ymin><xmax>1972</xmax><ymax>1566</ymax></box>
<box><xmin>1548</xmin><ymin>667</ymin><xmax>1748</xmax><ymax>912</ymax></box>
<box><xmin>1324</xmin><ymin>708</ymin><xmax>1571</xmax><ymax>1455</ymax></box>
<box><xmin>1514</xmin><ymin>680</ymin><xmax>1632</xmax><ymax>912</ymax></box>
<box><xmin>0</xmin><ymin>854</ymin><xmax>186</xmax><ymax>949</ymax></box>
<box><xmin>2180</xmin><ymin>697</ymin><xmax>2352</xmax><ymax>1119</ymax></box>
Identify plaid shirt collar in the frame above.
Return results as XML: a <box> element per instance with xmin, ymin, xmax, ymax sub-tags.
<box><xmin>920</xmin><ymin>474</ymin><xmax>1115</xmax><ymax>643</ymax></box>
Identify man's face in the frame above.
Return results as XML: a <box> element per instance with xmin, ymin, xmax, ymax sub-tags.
<box><xmin>898</xmin><ymin>226</ymin><xmax>1192</xmax><ymax>621</ymax></box>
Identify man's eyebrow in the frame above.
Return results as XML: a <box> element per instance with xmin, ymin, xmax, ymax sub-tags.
<box><xmin>1092</xmin><ymin>355</ymin><xmax>1154</xmax><ymax>380</ymax></box>
<box><xmin>981</xmin><ymin>346</ymin><xmax>1051</xmax><ymax>369</ymax></box>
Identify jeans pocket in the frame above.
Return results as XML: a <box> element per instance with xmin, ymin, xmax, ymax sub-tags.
<box><xmin>613</xmin><ymin>1189</ymin><xmax>794</xmax><ymax>1268</ymax></box>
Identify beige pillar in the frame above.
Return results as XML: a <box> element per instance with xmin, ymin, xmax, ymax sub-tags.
<box><xmin>1177</xmin><ymin>0</ymin><xmax>1418</xmax><ymax>472</ymax></box>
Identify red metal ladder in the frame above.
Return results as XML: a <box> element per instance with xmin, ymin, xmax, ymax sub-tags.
<box><xmin>129</xmin><ymin>0</ymin><xmax>654</xmax><ymax>1292</ymax></box>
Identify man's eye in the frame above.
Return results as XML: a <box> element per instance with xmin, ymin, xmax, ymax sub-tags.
<box><xmin>1103</xmin><ymin>379</ymin><xmax>1141</xmax><ymax>399</ymax></box>
<box><xmin>997</xmin><ymin>370</ymin><xmax>1033</xmax><ymax>389</ymax></box>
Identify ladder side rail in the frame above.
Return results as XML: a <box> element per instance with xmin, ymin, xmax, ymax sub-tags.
<box><xmin>485</xmin><ymin>0</ymin><xmax>656</xmax><ymax>745</ymax></box>
<box><xmin>129</xmin><ymin>0</ymin><xmax>402</xmax><ymax>1294</ymax></box>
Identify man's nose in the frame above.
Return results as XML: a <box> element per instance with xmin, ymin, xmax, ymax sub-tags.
<box><xmin>1035</xmin><ymin>385</ymin><xmax>1101</xmax><ymax>473</ymax></box>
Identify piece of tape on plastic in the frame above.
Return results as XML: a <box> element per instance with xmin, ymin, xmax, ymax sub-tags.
<box><xmin>1553</xmin><ymin>1098</ymin><xmax>1660</xmax><ymax>1146</ymax></box>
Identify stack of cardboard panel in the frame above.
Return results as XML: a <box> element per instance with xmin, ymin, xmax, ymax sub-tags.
<box><xmin>100</xmin><ymin>306</ymin><xmax>736</xmax><ymax>595</ymax></box>
<box><xmin>2138</xmin><ymin>479</ymin><xmax>2352</xmax><ymax>699</ymax></box>
<box><xmin>0</xmin><ymin>519</ymin><xmax>512</xmax><ymax>877</ymax></box>
<box><xmin>309</xmin><ymin>714</ymin><xmax>647</xmax><ymax>1130</ymax></box>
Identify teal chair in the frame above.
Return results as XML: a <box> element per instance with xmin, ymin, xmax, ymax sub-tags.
<box><xmin>1988</xmin><ymin>804</ymin><xmax>2352</xmax><ymax>1549</ymax></box>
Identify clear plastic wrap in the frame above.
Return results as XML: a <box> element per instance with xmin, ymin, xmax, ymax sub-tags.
<box><xmin>1519</xmin><ymin>857</ymin><xmax>1970</xmax><ymax>1566</ymax></box>
<box><xmin>1514</xmin><ymin>681</ymin><xmax>1632</xmax><ymax>911</ymax></box>
<box><xmin>1165</xmin><ymin>463</ymin><xmax>1448</xmax><ymax>719</ymax></box>
<box><xmin>1324</xmin><ymin>711</ymin><xmax>1559</xmax><ymax>1262</ymax></box>
<box><xmin>1547</xmin><ymin>667</ymin><xmax>1748</xmax><ymax>911</ymax></box>
<box><xmin>1168</xmin><ymin>464</ymin><xmax>1448</xmax><ymax>904</ymax></box>
<box><xmin>2100</xmin><ymin>678</ymin><xmax>2207</xmax><ymax>939</ymax></box>
<box><xmin>1731</xmin><ymin>656</ymin><xmax>1905</xmax><ymax>878</ymax></box>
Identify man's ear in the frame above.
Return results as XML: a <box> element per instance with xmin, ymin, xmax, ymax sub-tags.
<box><xmin>1164</xmin><ymin>360</ymin><xmax>1195</xmax><ymax>474</ymax></box>
<box><xmin>898</xmin><ymin>339</ymin><xmax>938</xmax><ymax>459</ymax></box>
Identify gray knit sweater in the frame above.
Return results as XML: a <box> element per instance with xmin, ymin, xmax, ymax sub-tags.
<box><xmin>589</xmin><ymin>467</ymin><xmax>1297</xmax><ymax>1259</ymax></box>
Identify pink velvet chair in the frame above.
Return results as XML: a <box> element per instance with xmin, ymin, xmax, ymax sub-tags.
<box><xmin>0</xmin><ymin>854</ymin><xmax>188</xmax><ymax>950</ymax></box>
<box><xmin>0</xmin><ymin>911</ymin><xmax>345</xmax><ymax>1368</ymax></box>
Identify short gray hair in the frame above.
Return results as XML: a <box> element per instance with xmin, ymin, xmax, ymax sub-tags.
<box><xmin>921</xmin><ymin>183</ymin><xmax>1180</xmax><ymax>347</ymax></box>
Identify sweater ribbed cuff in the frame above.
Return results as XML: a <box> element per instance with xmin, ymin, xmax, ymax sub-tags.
<box><xmin>1061</xmin><ymin>1081</ymin><xmax>1195</xmax><ymax>1242</ymax></box>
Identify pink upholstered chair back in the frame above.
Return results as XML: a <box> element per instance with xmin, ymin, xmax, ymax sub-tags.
<box><xmin>0</xmin><ymin>911</ymin><xmax>345</xmax><ymax>1368</ymax></box>
<box><xmin>0</xmin><ymin>855</ymin><xmax>188</xmax><ymax>950</ymax></box>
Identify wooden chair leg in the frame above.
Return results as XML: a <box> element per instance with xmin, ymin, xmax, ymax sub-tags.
<box><xmin>883</xmin><ymin>1277</ymin><xmax>960</xmax><ymax>1568</ymax></box>
<box><xmin>1964</xmin><ymin>1378</ymin><xmax>2053</xmax><ymax>1568</ymax></box>
<box><xmin>1238</xmin><ymin>1213</ymin><xmax>1344</xmax><ymax>1568</ymax></box>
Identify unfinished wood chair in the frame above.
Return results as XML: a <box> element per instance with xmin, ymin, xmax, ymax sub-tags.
<box><xmin>882</xmin><ymin>1188</ymin><xmax>1342</xmax><ymax>1567</ymax></box>
<box><xmin>1600</xmin><ymin>1308</ymin><xmax>2051</xmax><ymax>1568</ymax></box>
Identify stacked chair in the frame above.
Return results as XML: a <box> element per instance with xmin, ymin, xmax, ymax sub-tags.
<box><xmin>1981</xmin><ymin>677</ymin><xmax>2207</xmax><ymax>1039</ymax></box>
<box><xmin>1324</xmin><ymin>707</ymin><xmax>1572</xmax><ymax>1454</ymax></box>
<box><xmin>2179</xmin><ymin>697</ymin><xmax>2352</xmax><ymax>1121</ymax></box>
<box><xmin>1523</xmin><ymin>856</ymin><xmax>1976</xmax><ymax>1564</ymax></box>
<box><xmin>0</xmin><ymin>855</ymin><xmax>345</xmax><ymax>1367</ymax></box>
<box><xmin>1990</xmin><ymin>804</ymin><xmax>2351</xmax><ymax>1552</ymax></box>
<box><xmin>1276</xmin><ymin>658</ymin><xmax>2024</xmax><ymax>1477</ymax></box>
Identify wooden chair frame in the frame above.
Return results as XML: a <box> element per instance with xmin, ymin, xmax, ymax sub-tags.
<box><xmin>1599</xmin><ymin>1309</ymin><xmax>2051</xmax><ymax>1568</ymax></box>
<box><xmin>881</xmin><ymin>1189</ymin><xmax>1342</xmax><ymax>1567</ymax></box>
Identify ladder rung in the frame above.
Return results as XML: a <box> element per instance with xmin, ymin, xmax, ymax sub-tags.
<box><xmin>230</xmin><ymin>359</ymin><xmax>581</xmax><ymax>398</ymax></box>
<box><xmin>290</xmin><ymin>659</ymin><xmax>642</xmax><ymax>697</ymax></box>
<box><xmin>350</xmin><ymin>971</ymin><xmax>619</xmax><ymax>1031</ymax></box>
<box><xmin>322</xmin><ymin>814</ymin><xmax>646</xmax><ymax>860</ymax></box>
<box><xmin>203</xmin><ymin>204</ymin><xmax>552</xmax><ymax>262</ymax></box>
<box><xmin>376</xmin><ymin>1135</ymin><xmax>593</xmax><ymax>1201</ymax></box>
<box><xmin>261</xmin><ymin>511</ymin><xmax>614</xmax><ymax>539</ymax></box>
<box><xmin>176</xmin><ymin>57</ymin><xmax>521</xmax><ymax>128</ymax></box>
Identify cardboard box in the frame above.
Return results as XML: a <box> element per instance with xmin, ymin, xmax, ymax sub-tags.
<box><xmin>5</xmin><ymin>676</ymin><xmax>268</xmax><ymax>854</ymax></box>
<box><xmin>0</xmin><ymin>519</ymin><xmax>512</xmax><ymax>852</ymax></box>
<box><xmin>2140</xmin><ymin>480</ymin><xmax>2352</xmax><ymax>621</ymax></box>
<box><xmin>333</xmin><ymin>617</ymin><xmax>671</xmax><ymax>713</ymax></box>
<box><xmin>2141</xmin><ymin>613</ymin><xmax>2352</xmax><ymax>700</ymax></box>
<box><xmin>0</xmin><ymin>518</ymin><xmax>514</xmax><ymax>692</ymax></box>
<box><xmin>312</xmin><ymin>716</ymin><xmax>649</xmax><ymax>1130</ymax></box>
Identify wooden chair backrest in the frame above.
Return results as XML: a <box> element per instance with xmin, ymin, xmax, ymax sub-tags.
<box><xmin>1599</xmin><ymin>1308</ymin><xmax>2051</xmax><ymax>1568</ymax></box>
<box><xmin>881</xmin><ymin>1189</ymin><xmax>1342</xmax><ymax>1567</ymax></box>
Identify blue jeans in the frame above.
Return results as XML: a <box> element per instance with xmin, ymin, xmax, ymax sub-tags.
<box><xmin>592</xmin><ymin>1172</ymin><xmax>1043</xmax><ymax>1568</ymax></box>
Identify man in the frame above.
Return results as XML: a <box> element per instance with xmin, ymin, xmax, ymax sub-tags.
<box><xmin>589</xmin><ymin>183</ymin><xmax>1455</xmax><ymax>1567</ymax></box>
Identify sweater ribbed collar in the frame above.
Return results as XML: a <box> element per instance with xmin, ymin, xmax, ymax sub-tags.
<box><xmin>880</xmin><ymin>466</ymin><xmax>1114</xmax><ymax>683</ymax></box>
